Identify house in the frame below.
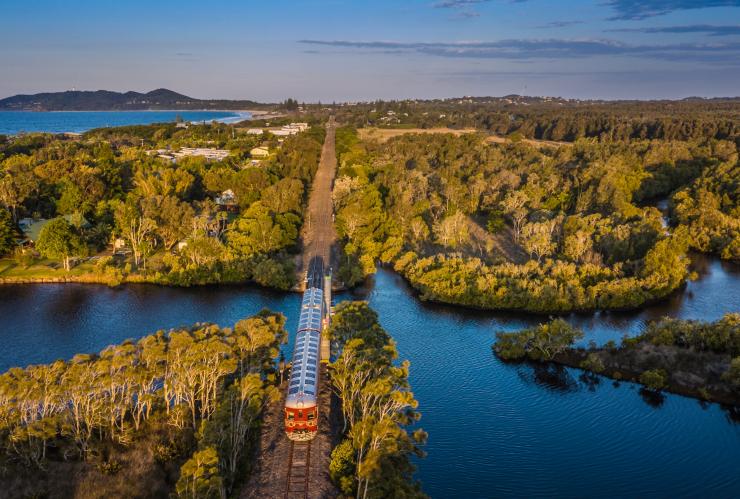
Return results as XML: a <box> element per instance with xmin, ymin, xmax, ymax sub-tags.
<box><xmin>215</xmin><ymin>189</ymin><xmax>239</xmax><ymax>212</ymax></box>
<box><xmin>250</xmin><ymin>146</ymin><xmax>270</xmax><ymax>158</ymax></box>
<box><xmin>270</xmin><ymin>129</ymin><xmax>292</xmax><ymax>136</ymax></box>
<box><xmin>266</xmin><ymin>123</ymin><xmax>310</xmax><ymax>137</ymax></box>
<box><xmin>247</xmin><ymin>128</ymin><xmax>263</xmax><ymax>135</ymax></box>
<box><xmin>171</xmin><ymin>148</ymin><xmax>230</xmax><ymax>161</ymax></box>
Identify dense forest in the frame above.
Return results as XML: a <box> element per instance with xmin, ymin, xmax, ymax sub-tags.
<box><xmin>0</xmin><ymin>122</ymin><xmax>325</xmax><ymax>289</ymax></box>
<box><xmin>331</xmin><ymin>125</ymin><xmax>738</xmax><ymax>312</ymax></box>
<box><xmin>328</xmin><ymin>302</ymin><xmax>426</xmax><ymax>498</ymax></box>
<box><xmin>494</xmin><ymin>314</ymin><xmax>740</xmax><ymax>406</ymax></box>
<box><xmin>0</xmin><ymin>310</ymin><xmax>287</xmax><ymax>498</ymax></box>
<box><xmin>331</xmin><ymin>97</ymin><xmax>740</xmax><ymax>144</ymax></box>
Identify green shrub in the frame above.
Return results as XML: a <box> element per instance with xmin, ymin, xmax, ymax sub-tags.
<box><xmin>639</xmin><ymin>369</ymin><xmax>668</xmax><ymax>391</ymax></box>
<box><xmin>580</xmin><ymin>353</ymin><xmax>605</xmax><ymax>373</ymax></box>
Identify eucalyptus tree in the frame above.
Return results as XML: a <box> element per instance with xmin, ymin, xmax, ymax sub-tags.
<box><xmin>36</xmin><ymin>217</ymin><xmax>86</xmax><ymax>271</ymax></box>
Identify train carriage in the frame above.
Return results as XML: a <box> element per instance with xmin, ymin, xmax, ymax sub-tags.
<box><xmin>285</xmin><ymin>286</ymin><xmax>324</xmax><ymax>441</ymax></box>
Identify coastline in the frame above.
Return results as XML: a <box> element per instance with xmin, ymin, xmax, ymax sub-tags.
<box><xmin>0</xmin><ymin>108</ymin><xmax>266</xmax><ymax>136</ymax></box>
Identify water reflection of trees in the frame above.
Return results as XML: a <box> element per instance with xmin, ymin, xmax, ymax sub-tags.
<box><xmin>516</xmin><ymin>363</ymin><xmax>579</xmax><ymax>394</ymax></box>
<box><xmin>639</xmin><ymin>388</ymin><xmax>666</xmax><ymax>408</ymax></box>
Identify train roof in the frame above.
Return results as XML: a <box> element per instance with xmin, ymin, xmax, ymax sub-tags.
<box><xmin>286</xmin><ymin>286</ymin><xmax>323</xmax><ymax>408</ymax></box>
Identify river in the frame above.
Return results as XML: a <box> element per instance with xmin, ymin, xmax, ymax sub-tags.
<box><xmin>0</xmin><ymin>254</ymin><xmax>738</xmax><ymax>497</ymax></box>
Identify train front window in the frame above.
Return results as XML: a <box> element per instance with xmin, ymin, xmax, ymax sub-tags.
<box><xmin>286</xmin><ymin>411</ymin><xmax>294</xmax><ymax>420</ymax></box>
<box><xmin>307</xmin><ymin>411</ymin><xmax>315</xmax><ymax>420</ymax></box>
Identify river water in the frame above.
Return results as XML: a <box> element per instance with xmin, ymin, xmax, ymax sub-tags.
<box><xmin>0</xmin><ymin>254</ymin><xmax>738</xmax><ymax>497</ymax></box>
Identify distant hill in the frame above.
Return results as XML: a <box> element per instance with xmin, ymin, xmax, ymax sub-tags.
<box><xmin>0</xmin><ymin>88</ymin><xmax>269</xmax><ymax>111</ymax></box>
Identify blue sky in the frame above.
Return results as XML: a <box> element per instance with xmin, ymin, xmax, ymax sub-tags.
<box><xmin>1</xmin><ymin>0</ymin><xmax>739</xmax><ymax>101</ymax></box>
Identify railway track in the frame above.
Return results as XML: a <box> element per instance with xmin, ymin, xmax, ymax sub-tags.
<box><xmin>285</xmin><ymin>440</ymin><xmax>311</xmax><ymax>499</ymax></box>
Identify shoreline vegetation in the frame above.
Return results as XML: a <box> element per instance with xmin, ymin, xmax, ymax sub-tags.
<box><xmin>493</xmin><ymin>315</ymin><xmax>740</xmax><ymax>407</ymax></box>
<box><xmin>0</xmin><ymin>310</ymin><xmax>287</xmax><ymax>498</ymax></box>
<box><xmin>328</xmin><ymin>302</ymin><xmax>426</xmax><ymax>498</ymax></box>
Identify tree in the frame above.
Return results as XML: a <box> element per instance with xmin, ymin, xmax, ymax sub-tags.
<box><xmin>0</xmin><ymin>155</ymin><xmax>37</xmax><ymax>222</ymax></box>
<box><xmin>176</xmin><ymin>447</ymin><xmax>222</xmax><ymax>499</ymax></box>
<box><xmin>114</xmin><ymin>195</ymin><xmax>156</xmax><ymax>268</ymax></box>
<box><xmin>228</xmin><ymin>202</ymin><xmax>288</xmax><ymax>257</ymax></box>
<box><xmin>486</xmin><ymin>209</ymin><xmax>505</xmax><ymax>234</ymax></box>
<box><xmin>144</xmin><ymin>195</ymin><xmax>194</xmax><ymax>250</ymax></box>
<box><xmin>580</xmin><ymin>353</ymin><xmax>605</xmax><ymax>373</ymax></box>
<box><xmin>495</xmin><ymin>319</ymin><xmax>584</xmax><ymax>361</ymax></box>
<box><xmin>36</xmin><ymin>218</ymin><xmax>85</xmax><ymax>271</ymax></box>
<box><xmin>433</xmin><ymin>212</ymin><xmax>469</xmax><ymax>249</ymax></box>
<box><xmin>261</xmin><ymin>178</ymin><xmax>304</xmax><ymax>214</ymax></box>
<box><xmin>563</xmin><ymin>230</ymin><xmax>591</xmax><ymax>263</ymax></box>
<box><xmin>183</xmin><ymin>236</ymin><xmax>223</xmax><ymax>266</ymax></box>
<box><xmin>639</xmin><ymin>369</ymin><xmax>667</xmax><ymax>391</ymax></box>
<box><xmin>521</xmin><ymin>221</ymin><xmax>556</xmax><ymax>262</ymax></box>
<box><xmin>501</xmin><ymin>191</ymin><xmax>529</xmax><ymax>242</ymax></box>
<box><xmin>0</xmin><ymin>207</ymin><xmax>15</xmax><ymax>256</ymax></box>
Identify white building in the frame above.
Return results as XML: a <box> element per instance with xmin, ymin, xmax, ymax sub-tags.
<box><xmin>247</xmin><ymin>128</ymin><xmax>264</xmax><ymax>135</ymax></box>
<box><xmin>172</xmin><ymin>148</ymin><xmax>230</xmax><ymax>161</ymax></box>
<box><xmin>250</xmin><ymin>146</ymin><xmax>270</xmax><ymax>157</ymax></box>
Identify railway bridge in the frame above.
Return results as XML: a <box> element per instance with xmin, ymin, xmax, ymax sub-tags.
<box><xmin>242</xmin><ymin>120</ymin><xmax>339</xmax><ymax>499</ymax></box>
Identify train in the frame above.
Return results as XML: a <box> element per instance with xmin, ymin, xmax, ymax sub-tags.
<box><xmin>284</xmin><ymin>262</ymin><xmax>326</xmax><ymax>441</ymax></box>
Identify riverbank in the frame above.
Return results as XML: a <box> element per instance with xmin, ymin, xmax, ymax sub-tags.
<box><xmin>494</xmin><ymin>316</ymin><xmax>740</xmax><ymax>407</ymax></box>
<box><xmin>0</xmin><ymin>257</ymin><xmax>292</xmax><ymax>290</ymax></box>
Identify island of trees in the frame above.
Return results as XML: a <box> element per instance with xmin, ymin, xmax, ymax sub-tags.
<box><xmin>493</xmin><ymin>314</ymin><xmax>740</xmax><ymax>406</ymax></box>
<box><xmin>0</xmin><ymin>310</ymin><xmax>287</xmax><ymax>498</ymax></box>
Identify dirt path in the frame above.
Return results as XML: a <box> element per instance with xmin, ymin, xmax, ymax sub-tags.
<box><xmin>297</xmin><ymin>120</ymin><xmax>338</xmax><ymax>286</ymax></box>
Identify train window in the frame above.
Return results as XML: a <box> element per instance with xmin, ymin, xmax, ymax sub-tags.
<box><xmin>307</xmin><ymin>412</ymin><xmax>315</xmax><ymax>420</ymax></box>
<box><xmin>286</xmin><ymin>411</ymin><xmax>294</xmax><ymax>420</ymax></box>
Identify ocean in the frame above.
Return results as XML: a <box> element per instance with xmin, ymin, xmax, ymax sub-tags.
<box><xmin>0</xmin><ymin>110</ymin><xmax>251</xmax><ymax>135</ymax></box>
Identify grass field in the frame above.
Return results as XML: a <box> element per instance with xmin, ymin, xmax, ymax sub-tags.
<box><xmin>357</xmin><ymin>127</ymin><xmax>479</xmax><ymax>142</ymax></box>
<box><xmin>0</xmin><ymin>257</ymin><xmax>99</xmax><ymax>279</ymax></box>
<box><xmin>357</xmin><ymin>127</ymin><xmax>570</xmax><ymax>148</ymax></box>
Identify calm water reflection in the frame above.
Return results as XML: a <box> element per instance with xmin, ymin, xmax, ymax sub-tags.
<box><xmin>0</xmin><ymin>253</ymin><xmax>738</xmax><ymax>497</ymax></box>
